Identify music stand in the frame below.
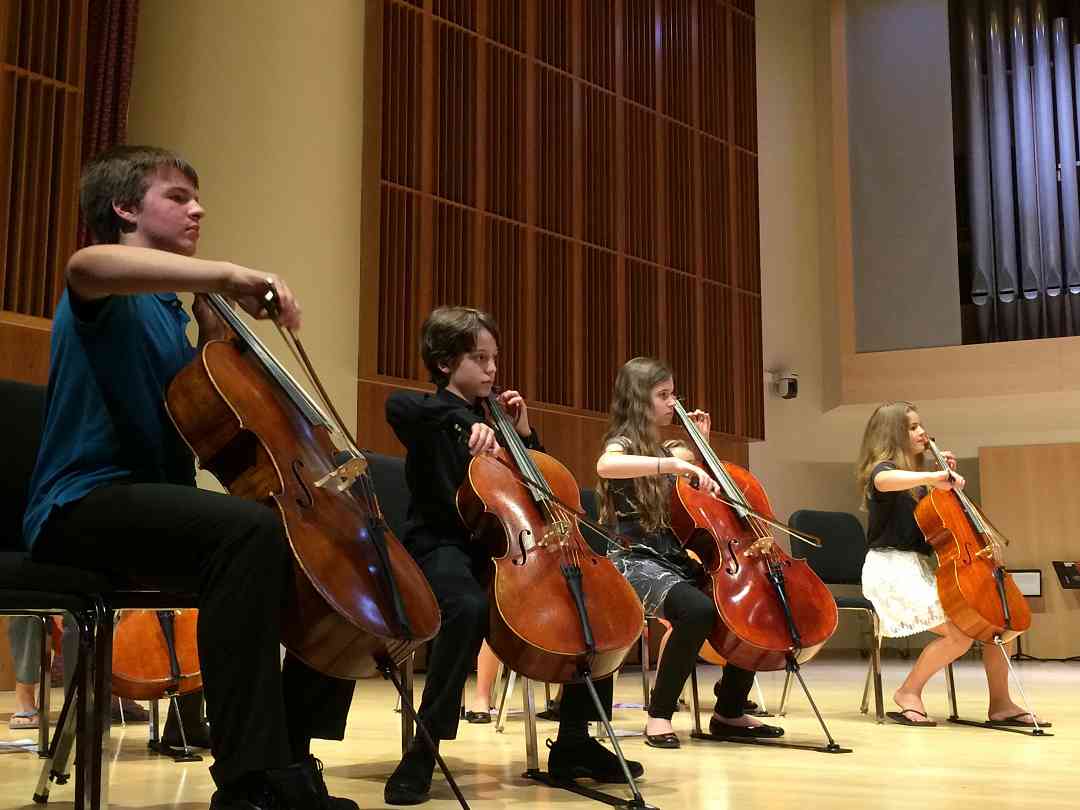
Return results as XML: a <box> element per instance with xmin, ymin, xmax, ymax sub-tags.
<box><xmin>1052</xmin><ymin>561</ymin><xmax>1080</xmax><ymax>590</ymax></box>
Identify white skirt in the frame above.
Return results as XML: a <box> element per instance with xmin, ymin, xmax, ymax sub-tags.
<box><xmin>861</xmin><ymin>548</ymin><xmax>947</xmax><ymax>638</ymax></box>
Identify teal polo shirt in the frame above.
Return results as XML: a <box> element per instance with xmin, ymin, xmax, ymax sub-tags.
<box><xmin>22</xmin><ymin>289</ymin><xmax>198</xmax><ymax>548</ymax></box>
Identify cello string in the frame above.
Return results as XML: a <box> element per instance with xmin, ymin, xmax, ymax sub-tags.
<box><xmin>673</xmin><ymin>399</ymin><xmax>775</xmax><ymax>549</ymax></box>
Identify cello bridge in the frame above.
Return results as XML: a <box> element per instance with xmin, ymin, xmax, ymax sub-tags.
<box><xmin>542</xmin><ymin>519</ymin><xmax>572</xmax><ymax>546</ymax></box>
<box><xmin>314</xmin><ymin>455</ymin><xmax>368</xmax><ymax>492</ymax></box>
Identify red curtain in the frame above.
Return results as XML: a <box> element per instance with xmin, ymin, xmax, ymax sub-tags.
<box><xmin>78</xmin><ymin>0</ymin><xmax>140</xmax><ymax>248</ymax></box>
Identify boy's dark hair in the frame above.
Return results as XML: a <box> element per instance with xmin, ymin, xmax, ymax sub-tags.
<box><xmin>420</xmin><ymin>306</ymin><xmax>500</xmax><ymax>386</ymax></box>
<box><xmin>80</xmin><ymin>145</ymin><xmax>200</xmax><ymax>244</ymax></box>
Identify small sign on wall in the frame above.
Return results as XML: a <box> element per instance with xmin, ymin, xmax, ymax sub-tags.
<box><xmin>1008</xmin><ymin>569</ymin><xmax>1042</xmax><ymax>598</ymax></box>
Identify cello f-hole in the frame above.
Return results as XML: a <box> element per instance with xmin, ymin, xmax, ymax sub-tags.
<box><xmin>724</xmin><ymin>539</ymin><xmax>741</xmax><ymax>575</ymax></box>
<box><xmin>513</xmin><ymin>529</ymin><xmax>531</xmax><ymax>565</ymax></box>
<box><xmin>291</xmin><ymin>459</ymin><xmax>314</xmax><ymax>508</ymax></box>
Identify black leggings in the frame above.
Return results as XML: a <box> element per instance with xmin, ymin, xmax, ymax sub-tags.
<box><xmin>32</xmin><ymin>482</ymin><xmax>355</xmax><ymax>787</ymax></box>
<box><xmin>649</xmin><ymin>581</ymin><xmax>756</xmax><ymax>720</ymax></box>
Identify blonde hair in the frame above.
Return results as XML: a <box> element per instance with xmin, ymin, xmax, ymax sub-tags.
<box><xmin>597</xmin><ymin>357</ymin><xmax>675</xmax><ymax>533</ymax></box>
<box><xmin>855</xmin><ymin>401</ymin><xmax>926</xmax><ymax>508</ymax></box>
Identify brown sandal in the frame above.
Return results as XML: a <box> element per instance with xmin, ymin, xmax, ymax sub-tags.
<box><xmin>886</xmin><ymin>708</ymin><xmax>937</xmax><ymax>727</ymax></box>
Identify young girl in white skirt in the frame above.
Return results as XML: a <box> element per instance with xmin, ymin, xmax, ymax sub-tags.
<box><xmin>857</xmin><ymin>402</ymin><xmax>1045</xmax><ymax>727</ymax></box>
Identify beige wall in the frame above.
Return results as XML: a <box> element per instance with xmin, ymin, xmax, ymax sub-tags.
<box><xmin>753</xmin><ymin>0</ymin><xmax>869</xmax><ymax>651</ymax></box>
<box><xmin>127</xmin><ymin>0</ymin><xmax>367</xmax><ymax>436</ymax></box>
<box><xmin>752</xmin><ymin>0</ymin><xmax>859</xmax><ymax>523</ymax></box>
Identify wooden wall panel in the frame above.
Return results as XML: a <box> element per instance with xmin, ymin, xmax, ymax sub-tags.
<box><xmin>582</xmin><ymin>0</ymin><xmax>616</xmax><ymax>91</ymax></box>
<box><xmin>537</xmin><ymin>66</ymin><xmax>573</xmax><ymax>237</ymax></box>
<box><xmin>703</xmin><ymin>283</ymin><xmax>736</xmax><ymax>435</ymax></box>
<box><xmin>435</xmin><ymin>21</ymin><xmax>476</xmax><ymax>206</ymax></box>
<box><xmin>623</xmin><ymin>102</ymin><xmax>657</xmax><ymax>263</ymax></box>
<box><xmin>581</xmin><ymin>247</ymin><xmax>618</xmax><ymax>413</ymax></box>
<box><xmin>0</xmin><ymin>0</ymin><xmax>87</xmax><ymax>320</ymax></box>
<box><xmin>0</xmin><ymin>311</ymin><xmax>51</xmax><ymax>384</ymax></box>
<box><xmin>980</xmin><ymin>443</ymin><xmax>1080</xmax><ymax>661</ymax></box>
<box><xmin>377</xmin><ymin>186</ymin><xmax>421</xmax><ymax>380</ymax></box>
<box><xmin>534</xmin><ymin>234</ymin><xmax>572</xmax><ymax>407</ymax></box>
<box><xmin>431</xmin><ymin>200</ymin><xmax>474</xmax><ymax>306</ymax></box>
<box><xmin>583</xmin><ymin>86</ymin><xmax>616</xmax><ymax>250</ymax></box>
<box><xmin>367</xmin><ymin>0</ymin><xmax>763</xmax><ymax>484</ymax></box>
<box><xmin>664</xmin><ymin>120</ymin><xmax>693</xmax><ymax>273</ymax></box>
<box><xmin>381</xmin><ymin>1</ymin><xmax>421</xmax><ymax>189</ymax></box>
<box><xmin>484</xmin><ymin>217</ymin><xmax>526</xmax><ymax>388</ymax></box>
<box><xmin>485</xmin><ymin>45</ymin><xmax>524</xmax><ymax>220</ymax></box>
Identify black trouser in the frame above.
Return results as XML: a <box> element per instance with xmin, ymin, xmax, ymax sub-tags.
<box><xmin>413</xmin><ymin>544</ymin><xmax>613</xmax><ymax>741</ymax></box>
<box><xmin>32</xmin><ymin>482</ymin><xmax>356</xmax><ymax>787</ymax></box>
<box><xmin>649</xmin><ymin>581</ymin><xmax>756</xmax><ymax>720</ymax></box>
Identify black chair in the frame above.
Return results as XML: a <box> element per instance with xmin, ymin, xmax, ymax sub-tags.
<box><xmin>777</xmin><ymin>509</ymin><xmax>884</xmax><ymax>722</ymax></box>
<box><xmin>0</xmin><ymin>379</ymin><xmax>198</xmax><ymax>809</ymax></box>
<box><xmin>360</xmin><ymin>451</ymin><xmax>425</xmax><ymax>752</ymax></box>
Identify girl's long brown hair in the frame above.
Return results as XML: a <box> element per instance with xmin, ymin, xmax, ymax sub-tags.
<box><xmin>855</xmin><ymin>401</ymin><xmax>926</xmax><ymax>508</ymax></box>
<box><xmin>597</xmin><ymin>357</ymin><xmax>675</xmax><ymax>533</ymax></box>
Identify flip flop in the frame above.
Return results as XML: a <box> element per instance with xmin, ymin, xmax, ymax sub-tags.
<box><xmin>987</xmin><ymin>713</ymin><xmax>1051</xmax><ymax>728</ymax></box>
<box><xmin>8</xmin><ymin>710</ymin><xmax>39</xmax><ymax>730</ymax></box>
<box><xmin>886</xmin><ymin>708</ymin><xmax>937</xmax><ymax>727</ymax></box>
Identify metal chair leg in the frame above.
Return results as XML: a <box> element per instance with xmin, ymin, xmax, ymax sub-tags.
<box><xmin>752</xmin><ymin>675</ymin><xmax>768</xmax><ymax>714</ymax></box>
<box><xmin>399</xmin><ymin>654</ymin><xmax>415</xmax><ymax>754</ymax></box>
<box><xmin>37</xmin><ymin>615</ymin><xmax>51</xmax><ymax>755</ymax></box>
<box><xmin>149</xmin><ymin>699</ymin><xmax>162</xmax><ymax>745</ymax></box>
<box><xmin>860</xmin><ymin>652</ymin><xmax>873</xmax><ymax>713</ymax></box>
<box><xmin>871</xmin><ymin>611</ymin><xmax>885</xmax><ymax>722</ymax></box>
<box><xmin>496</xmin><ymin>668</ymin><xmax>517</xmax><ymax>732</ymax></box>
<box><xmin>521</xmin><ymin>676</ymin><xmax>539</xmax><ymax>772</ymax></box>
<box><xmin>85</xmin><ymin>598</ymin><xmax>113</xmax><ymax>810</ymax></box>
<box><xmin>689</xmin><ymin>664</ymin><xmax>704</xmax><ymax>735</ymax></box>
<box><xmin>34</xmin><ymin>642</ymin><xmax>82</xmax><ymax>805</ymax></box>
<box><xmin>945</xmin><ymin>661</ymin><xmax>959</xmax><ymax>720</ymax></box>
<box><xmin>777</xmin><ymin>669</ymin><xmax>793</xmax><ymax>716</ymax></box>
<box><xmin>490</xmin><ymin>661</ymin><xmax>505</xmax><ymax>709</ymax></box>
<box><xmin>640</xmin><ymin>619</ymin><xmax>651</xmax><ymax>708</ymax></box>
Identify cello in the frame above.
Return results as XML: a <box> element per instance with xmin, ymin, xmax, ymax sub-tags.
<box><xmin>164</xmin><ymin>290</ymin><xmax>441</xmax><ymax>678</ymax></box>
<box><xmin>112</xmin><ymin>609</ymin><xmax>201</xmax><ymax>700</ymax></box>
<box><xmin>455</xmin><ymin>392</ymin><xmax>644</xmax><ymax>684</ymax></box>
<box><xmin>112</xmin><ymin>608</ymin><xmax>205</xmax><ymax>759</ymax></box>
<box><xmin>667</xmin><ymin>399</ymin><xmax>838</xmax><ymax>672</ymax></box>
<box><xmin>915</xmin><ymin>438</ymin><xmax>1031</xmax><ymax>644</ymax></box>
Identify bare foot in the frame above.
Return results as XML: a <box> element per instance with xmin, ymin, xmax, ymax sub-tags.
<box><xmin>988</xmin><ymin>702</ymin><xmax>1043</xmax><ymax>724</ymax></box>
<box><xmin>646</xmin><ymin>716</ymin><xmax>675</xmax><ymax>736</ymax></box>
<box><xmin>893</xmin><ymin>689</ymin><xmax>934</xmax><ymax>723</ymax></box>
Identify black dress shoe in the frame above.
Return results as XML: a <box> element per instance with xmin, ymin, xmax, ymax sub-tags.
<box><xmin>209</xmin><ymin>759</ymin><xmax>359</xmax><ymax>810</ymax></box>
<box><xmin>548</xmin><ymin>737</ymin><xmax>644</xmax><ymax>783</ymax></box>
<box><xmin>384</xmin><ymin>746</ymin><xmax>435</xmax><ymax>805</ymax></box>
<box><xmin>208</xmin><ymin>788</ymin><xmax>258</xmax><ymax>810</ymax></box>
<box><xmin>643</xmin><ymin>732</ymin><xmax>681</xmax><ymax>749</ymax></box>
<box><xmin>708</xmin><ymin>716</ymin><xmax>784</xmax><ymax>739</ymax></box>
<box><xmin>299</xmin><ymin>756</ymin><xmax>358</xmax><ymax>810</ymax></box>
<box><xmin>162</xmin><ymin>693</ymin><xmax>212</xmax><ymax>749</ymax></box>
<box><xmin>265</xmin><ymin>760</ymin><xmax>360</xmax><ymax>810</ymax></box>
<box><xmin>463</xmin><ymin>710</ymin><xmax>491</xmax><ymax>724</ymax></box>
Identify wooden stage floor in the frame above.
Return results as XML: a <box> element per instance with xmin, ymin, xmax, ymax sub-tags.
<box><xmin>2</xmin><ymin>656</ymin><xmax>1076</xmax><ymax>810</ymax></box>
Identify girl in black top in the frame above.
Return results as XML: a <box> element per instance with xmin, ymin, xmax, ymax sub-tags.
<box><xmin>857</xmin><ymin>402</ymin><xmax>1043</xmax><ymax>727</ymax></box>
<box><xmin>597</xmin><ymin>357</ymin><xmax>784</xmax><ymax>748</ymax></box>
